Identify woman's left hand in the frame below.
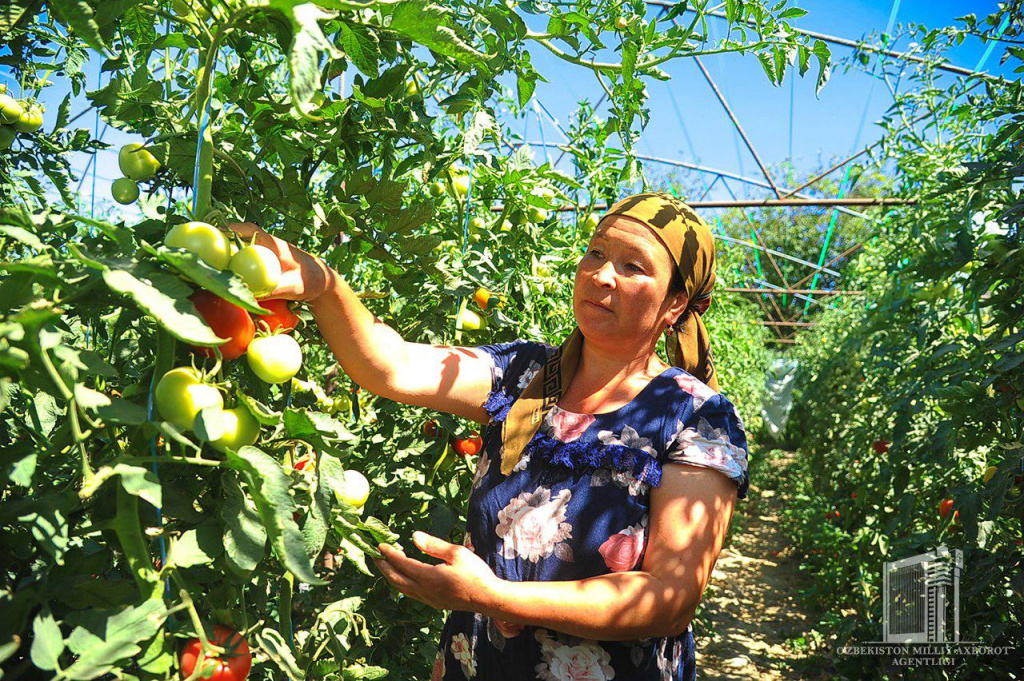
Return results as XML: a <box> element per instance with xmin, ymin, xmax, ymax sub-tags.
<box><xmin>373</xmin><ymin>531</ymin><xmax>502</xmax><ymax>612</ymax></box>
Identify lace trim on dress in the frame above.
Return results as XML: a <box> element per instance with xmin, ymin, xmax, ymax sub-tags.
<box><xmin>484</xmin><ymin>389</ymin><xmax>663</xmax><ymax>487</ymax></box>
<box><xmin>525</xmin><ymin>432</ymin><xmax>664</xmax><ymax>487</ymax></box>
<box><xmin>483</xmin><ymin>388</ymin><xmax>515</xmax><ymax>423</ymax></box>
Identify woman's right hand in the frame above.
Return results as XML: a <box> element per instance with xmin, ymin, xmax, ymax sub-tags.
<box><xmin>227</xmin><ymin>222</ymin><xmax>334</xmax><ymax>302</ymax></box>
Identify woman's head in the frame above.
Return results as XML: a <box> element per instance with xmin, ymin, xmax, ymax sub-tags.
<box><xmin>498</xmin><ymin>192</ymin><xmax>719</xmax><ymax>475</ymax></box>
<box><xmin>573</xmin><ymin>214</ymin><xmax>689</xmax><ymax>357</ymax></box>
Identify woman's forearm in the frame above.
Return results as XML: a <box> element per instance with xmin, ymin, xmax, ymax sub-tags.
<box><xmin>479</xmin><ymin>571</ymin><xmax>694</xmax><ymax>642</ymax></box>
<box><xmin>307</xmin><ymin>267</ymin><xmax>409</xmax><ymax>395</ymax></box>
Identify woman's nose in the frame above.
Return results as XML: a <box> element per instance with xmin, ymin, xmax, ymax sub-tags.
<box><xmin>592</xmin><ymin>260</ymin><xmax>616</xmax><ymax>287</ymax></box>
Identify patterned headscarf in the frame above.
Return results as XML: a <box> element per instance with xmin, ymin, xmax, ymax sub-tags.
<box><xmin>499</xmin><ymin>192</ymin><xmax>718</xmax><ymax>475</ymax></box>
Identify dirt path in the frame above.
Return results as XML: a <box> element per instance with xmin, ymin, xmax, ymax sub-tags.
<box><xmin>694</xmin><ymin>452</ymin><xmax>838</xmax><ymax>680</ymax></box>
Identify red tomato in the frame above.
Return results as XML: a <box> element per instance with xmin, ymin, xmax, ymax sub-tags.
<box><xmin>423</xmin><ymin>420</ymin><xmax>440</xmax><ymax>438</ymax></box>
<box><xmin>453</xmin><ymin>434</ymin><xmax>482</xmax><ymax>458</ymax></box>
<box><xmin>253</xmin><ymin>298</ymin><xmax>299</xmax><ymax>333</ymax></box>
<box><xmin>939</xmin><ymin>498</ymin><xmax>957</xmax><ymax>520</ymax></box>
<box><xmin>872</xmin><ymin>439</ymin><xmax>890</xmax><ymax>455</ymax></box>
<box><xmin>180</xmin><ymin>625</ymin><xmax>251</xmax><ymax>681</ymax></box>
<box><xmin>188</xmin><ymin>291</ymin><xmax>255</xmax><ymax>361</ymax></box>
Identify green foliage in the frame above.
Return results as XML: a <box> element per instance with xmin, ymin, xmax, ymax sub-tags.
<box><xmin>777</xmin><ymin>7</ymin><xmax>1024</xmax><ymax>677</ymax></box>
<box><xmin>0</xmin><ymin>0</ymin><xmax>823</xmax><ymax>677</ymax></box>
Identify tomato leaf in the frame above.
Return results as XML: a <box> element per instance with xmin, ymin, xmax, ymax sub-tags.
<box><xmin>47</xmin><ymin>0</ymin><xmax>107</xmax><ymax>54</ymax></box>
<box><xmin>143</xmin><ymin>242</ymin><xmax>264</xmax><ymax>314</ymax></box>
<box><xmin>281</xmin><ymin>3</ymin><xmax>342</xmax><ymax>113</ymax></box>
<box><xmin>99</xmin><ymin>268</ymin><xmax>223</xmax><ymax>347</ymax></box>
<box><xmin>226</xmin><ymin>446</ymin><xmax>326</xmax><ymax>585</ymax></box>
<box><xmin>222</xmin><ymin>473</ymin><xmax>268</xmax><ymax>574</ymax></box>
<box><xmin>29</xmin><ymin>609</ymin><xmax>64</xmax><ymax>672</ymax></box>
<box><xmin>255</xmin><ymin>628</ymin><xmax>304</xmax><ymax>681</ymax></box>
<box><xmin>60</xmin><ymin>599</ymin><xmax>167</xmax><ymax>679</ymax></box>
<box><xmin>74</xmin><ymin>385</ymin><xmax>148</xmax><ymax>426</ymax></box>
<box><xmin>387</xmin><ymin>2</ymin><xmax>490</xmax><ymax>65</ymax></box>
<box><xmin>167</xmin><ymin>526</ymin><xmax>222</xmax><ymax>569</ymax></box>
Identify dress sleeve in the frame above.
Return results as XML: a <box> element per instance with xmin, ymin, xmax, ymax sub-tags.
<box><xmin>661</xmin><ymin>393</ymin><xmax>750</xmax><ymax>499</ymax></box>
<box><xmin>473</xmin><ymin>340</ymin><xmax>546</xmax><ymax>422</ymax></box>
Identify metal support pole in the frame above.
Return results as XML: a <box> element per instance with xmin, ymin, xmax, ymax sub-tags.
<box><xmin>723</xmin><ymin>288</ymin><xmax>864</xmax><ymax>295</ymax></box>
<box><xmin>489</xmin><ymin>196</ymin><xmax>909</xmax><ymax>211</ymax></box>
<box><xmin>693</xmin><ymin>56</ymin><xmax>783</xmax><ymax>199</ymax></box>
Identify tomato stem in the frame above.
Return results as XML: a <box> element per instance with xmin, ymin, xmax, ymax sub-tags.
<box><xmin>280</xmin><ymin>572</ymin><xmax>294</xmax><ymax>649</ymax></box>
<box><xmin>115</xmin><ymin>485</ymin><xmax>163</xmax><ymax>600</ymax></box>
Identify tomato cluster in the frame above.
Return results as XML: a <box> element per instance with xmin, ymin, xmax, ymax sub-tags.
<box><xmin>154</xmin><ymin>222</ymin><xmax>310</xmax><ymax>452</ymax></box>
<box><xmin>0</xmin><ymin>85</ymin><xmax>44</xmax><ymax>151</ymax></box>
<box><xmin>110</xmin><ymin>143</ymin><xmax>161</xmax><ymax>204</ymax></box>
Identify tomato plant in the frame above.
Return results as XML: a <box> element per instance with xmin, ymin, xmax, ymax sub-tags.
<box><xmin>0</xmin><ymin>0</ymin><xmax>831</xmax><ymax>676</ymax></box>
<box><xmin>155</xmin><ymin>367</ymin><xmax>225</xmax><ymax>432</ymax></box>
<box><xmin>254</xmin><ymin>299</ymin><xmax>299</xmax><ymax>333</ymax></box>
<box><xmin>179</xmin><ymin>626</ymin><xmax>252</xmax><ymax>681</ymax></box>
<box><xmin>118</xmin><ymin>142</ymin><xmax>161</xmax><ymax>181</ymax></box>
<box><xmin>247</xmin><ymin>334</ymin><xmax>303</xmax><ymax>384</ymax></box>
<box><xmin>165</xmin><ymin>221</ymin><xmax>234</xmax><ymax>271</ymax></box>
<box><xmin>111</xmin><ymin>177</ymin><xmax>140</xmax><ymax>204</ymax></box>
<box><xmin>229</xmin><ymin>244</ymin><xmax>282</xmax><ymax>298</ymax></box>
<box><xmin>188</xmin><ymin>290</ymin><xmax>256</xmax><ymax>361</ymax></box>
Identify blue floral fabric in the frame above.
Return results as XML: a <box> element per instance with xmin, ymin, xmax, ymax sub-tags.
<box><xmin>431</xmin><ymin>340</ymin><xmax>749</xmax><ymax>680</ymax></box>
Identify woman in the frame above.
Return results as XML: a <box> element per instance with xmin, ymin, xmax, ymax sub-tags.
<box><xmin>229</xmin><ymin>191</ymin><xmax>749</xmax><ymax>680</ymax></box>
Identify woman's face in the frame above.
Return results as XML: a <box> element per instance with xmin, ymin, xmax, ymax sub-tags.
<box><xmin>573</xmin><ymin>215</ymin><xmax>687</xmax><ymax>354</ymax></box>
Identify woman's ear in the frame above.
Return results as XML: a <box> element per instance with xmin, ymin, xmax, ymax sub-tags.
<box><xmin>669</xmin><ymin>293</ymin><xmax>688</xmax><ymax>325</ymax></box>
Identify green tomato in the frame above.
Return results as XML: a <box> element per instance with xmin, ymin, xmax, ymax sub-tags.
<box><xmin>335</xmin><ymin>469</ymin><xmax>370</xmax><ymax>509</ymax></box>
<box><xmin>247</xmin><ymin>334</ymin><xmax>303</xmax><ymax>384</ymax></box>
<box><xmin>111</xmin><ymin>178</ymin><xmax>140</xmax><ymax>204</ymax></box>
<box><xmin>0</xmin><ymin>126</ymin><xmax>14</xmax><ymax>151</ymax></box>
<box><xmin>229</xmin><ymin>244</ymin><xmax>282</xmax><ymax>297</ymax></box>
<box><xmin>13</xmin><ymin>107</ymin><xmax>42</xmax><ymax>133</ymax></box>
<box><xmin>468</xmin><ymin>216</ymin><xmax>487</xmax><ymax>232</ymax></box>
<box><xmin>206</xmin><ymin>406</ymin><xmax>261</xmax><ymax>453</ymax></box>
<box><xmin>528</xmin><ymin>206</ymin><xmax>550</xmax><ymax>222</ymax></box>
<box><xmin>448</xmin><ymin>167</ymin><xmax>471</xmax><ymax>198</ymax></box>
<box><xmin>118</xmin><ymin>143</ymin><xmax>161</xmax><ymax>181</ymax></box>
<box><xmin>0</xmin><ymin>94</ymin><xmax>23</xmax><ymax>124</ymax></box>
<box><xmin>155</xmin><ymin>367</ymin><xmax>224</xmax><ymax>432</ymax></box>
<box><xmin>165</xmin><ymin>221</ymin><xmax>233</xmax><ymax>270</ymax></box>
<box><xmin>428</xmin><ymin>180</ymin><xmax>446</xmax><ymax>198</ymax></box>
<box><xmin>458</xmin><ymin>309</ymin><xmax>486</xmax><ymax>331</ymax></box>
<box><xmin>583</xmin><ymin>212</ymin><xmax>600</xmax><ymax>230</ymax></box>
<box><xmin>404</xmin><ymin>78</ymin><xmax>420</xmax><ymax>98</ymax></box>
<box><xmin>614</xmin><ymin>16</ymin><xmax>630</xmax><ymax>30</ymax></box>
<box><xmin>534</xmin><ymin>186</ymin><xmax>555</xmax><ymax>202</ymax></box>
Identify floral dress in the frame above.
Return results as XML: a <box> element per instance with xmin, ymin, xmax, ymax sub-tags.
<box><xmin>431</xmin><ymin>340</ymin><xmax>750</xmax><ymax>681</ymax></box>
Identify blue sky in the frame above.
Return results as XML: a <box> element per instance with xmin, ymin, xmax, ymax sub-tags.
<box><xmin>514</xmin><ymin>0</ymin><xmax>1010</xmax><ymax>198</ymax></box>
<box><xmin>2</xmin><ymin>1</ymin><xmax>1011</xmax><ymax>215</ymax></box>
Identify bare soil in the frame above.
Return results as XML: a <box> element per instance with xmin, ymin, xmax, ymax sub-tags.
<box><xmin>694</xmin><ymin>453</ymin><xmax>839</xmax><ymax>680</ymax></box>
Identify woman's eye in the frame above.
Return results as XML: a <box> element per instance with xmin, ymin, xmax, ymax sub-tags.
<box><xmin>628</xmin><ymin>264</ymin><xmax>644</xmax><ymax>273</ymax></box>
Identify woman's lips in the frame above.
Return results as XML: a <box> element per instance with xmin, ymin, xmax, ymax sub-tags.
<box><xmin>586</xmin><ymin>301</ymin><xmax>612</xmax><ymax>312</ymax></box>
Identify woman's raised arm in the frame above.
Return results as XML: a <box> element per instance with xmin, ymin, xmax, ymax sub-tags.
<box><xmin>229</xmin><ymin>222</ymin><xmax>495</xmax><ymax>424</ymax></box>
